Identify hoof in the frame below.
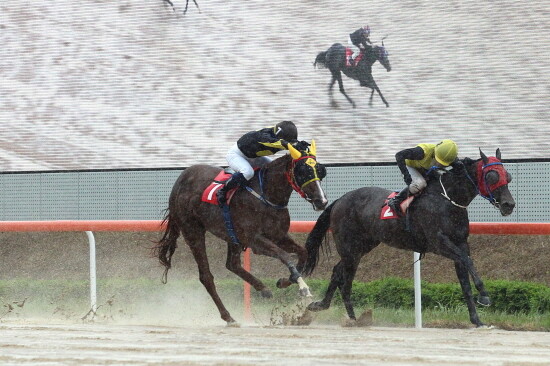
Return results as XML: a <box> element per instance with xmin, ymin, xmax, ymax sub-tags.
<box><xmin>341</xmin><ymin>318</ymin><xmax>357</xmax><ymax>327</ymax></box>
<box><xmin>294</xmin><ymin>309</ymin><xmax>314</xmax><ymax>326</ymax></box>
<box><xmin>276</xmin><ymin>278</ymin><xmax>292</xmax><ymax>289</ymax></box>
<box><xmin>476</xmin><ymin>324</ymin><xmax>495</xmax><ymax>330</ymax></box>
<box><xmin>260</xmin><ymin>288</ymin><xmax>273</xmax><ymax>298</ymax></box>
<box><xmin>356</xmin><ymin>309</ymin><xmax>373</xmax><ymax>327</ymax></box>
<box><xmin>307</xmin><ymin>301</ymin><xmax>328</xmax><ymax>312</ymax></box>
<box><xmin>226</xmin><ymin>320</ymin><xmax>240</xmax><ymax>328</ymax></box>
<box><xmin>477</xmin><ymin>295</ymin><xmax>491</xmax><ymax>307</ymax></box>
<box><xmin>299</xmin><ymin>287</ymin><xmax>312</xmax><ymax>297</ymax></box>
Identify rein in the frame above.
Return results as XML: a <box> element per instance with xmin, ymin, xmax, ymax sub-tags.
<box><xmin>244</xmin><ymin>166</ymin><xmax>287</xmax><ymax>209</ymax></box>
<box><xmin>438</xmin><ymin>159</ymin><xmax>506</xmax><ymax>209</ymax></box>
<box><xmin>243</xmin><ymin>155</ymin><xmax>320</xmax><ymax>208</ymax></box>
<box><xmin>438</xmin><ymin>174</ymin><xmax>469</xmax><ymax>209</ymax></box>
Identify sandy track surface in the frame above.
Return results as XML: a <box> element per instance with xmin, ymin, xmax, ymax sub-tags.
<box><xmin>1</xmin><ymin>322</ymin><xmax>549</xmax><ymax>365</ymax></box>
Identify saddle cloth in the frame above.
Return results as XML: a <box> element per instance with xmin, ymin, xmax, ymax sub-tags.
<box><xmin>380</xmin><ymin>192</ymin><xmax>415</xmax><ymax>220</ymax></box>
<box><xmin>345</xmin><ymin>47</ymin><xmax>365</xmax><ymax>67</ymax></box>
<box><xmin>201</xmin><ymin>170</ymin><xmax>238</xmax><ymax>205</ymax></box>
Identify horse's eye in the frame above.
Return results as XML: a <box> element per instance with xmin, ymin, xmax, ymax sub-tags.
<box><xmin>506</xmin><ymin>172</ymin><xmax>512</xmax><ymax>183</ymax></box>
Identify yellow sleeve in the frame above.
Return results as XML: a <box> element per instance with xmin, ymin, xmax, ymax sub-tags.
<box><xmin>259</xmin><ymin>140</ymin><xmax>288</xmax><ymax>150</ymax></box>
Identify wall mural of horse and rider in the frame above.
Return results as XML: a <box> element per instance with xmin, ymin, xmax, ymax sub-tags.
<box><xmin>315</xmin><ymin>26</ymin><xmax>392</xmax><ymax>108</ymax></box>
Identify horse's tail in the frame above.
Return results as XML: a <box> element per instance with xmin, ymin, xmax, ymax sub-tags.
<box><xmin>153</xmin><ymin>208</ymin><xmax>180</xmax><ymax>284</ymax></box>
<box><xmin>314</xmin><ymin>51</ymin><xmax>328</xmax><ymax>69</ymax></box>
<box><xmin>302</xmin><ymin>200</ymin><xmax>338</xmax><ymax>276</ymax></box>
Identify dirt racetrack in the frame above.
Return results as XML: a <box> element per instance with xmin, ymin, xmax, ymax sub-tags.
<box><xmin>1</xmin><ymin>322</ymin><xmax>549</xmax><ymax>365</ymax></box>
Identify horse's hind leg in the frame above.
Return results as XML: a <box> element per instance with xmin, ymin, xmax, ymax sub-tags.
<box><xmin>307</xmin><ymin>260</ymin><xmax>344</xmax><ymax>312</ymax></box>
<box><xmin>225</xmin><ymin>242</ymin><xmax>273</xmax><ymax>298</ymax></box>
<box><xmin>328</xmin><ymin>74</ymin><xmax>338</xmax><ymax>108</ymax></box>
<box><xmin>369</xmin><ymin>89</ymin><xmax>375</xmax><ymax>106</ymax></box>
<box><xmin>332</xmin><ymin>71</ymin><xmax>356</xmax><ymax>108</ymax></box>
<box><xmin>338</xmin><ymin>256</ymin><xmax>362</xmax><ymax>320</ymax></box>
<box><xmin>184</xmin><ymin>225</ymin><xmax>236</xmax><ymax>325</ymax></box>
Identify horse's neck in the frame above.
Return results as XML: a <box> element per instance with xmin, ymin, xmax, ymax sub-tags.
<box><xmin>426</xmin><ymin>162</ymin><xmax>479</xmax><ymax>207</ymax></box>
<box><xmin>362</xmin><ymin>47</ymin><xmax>378</xmax><ymax>66</ymax></box>
<box><xmin>260</xmin><ymin>155</ymin><xmax>293</xmax><ymax>205</ymax></box>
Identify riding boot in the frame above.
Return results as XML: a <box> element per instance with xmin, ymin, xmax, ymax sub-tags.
<box><xmin>217</xmin><ymin>172</ymin><xmax>247</xmax><ymax>207</ymax></box>
<box><xmin>387</xmin><ymin>187</ymin><xmax>410</xmax><ymax>217</ymax></box>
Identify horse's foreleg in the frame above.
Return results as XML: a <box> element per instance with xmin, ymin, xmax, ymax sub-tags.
<box><xmin>454</xmin><ymin>260</ymin><xmax>484</xmax><ymax>327</ymax></box>
<box><xmin>225</xmin><ymin>242</ymin><xmax>272</xmax><ymax>298</ymax></box>
<box><xmin>371</xmin><ymin>79</ymin><xmax>389</xmax><ymax>107</ymax></box>
<box><xmin>183</xmin><ymin>0</ymin><xmax>201</xmax><ymax>14</ymax></box>
<box><xmin>437</xmin><ymin>233</ymin><xmax>489</xmax><ymax>326</ymax></box>
<box><xmin>184</xmin><ymin>228</ymin><xmax>236</xmax><ymax>325</ymax></box>
<box><xmin>254</xmin><ymin>235</ymin><xmax>312</xmax><ymax>297</ymax></box>
<box><xmin>275</xmin><ymin>234</ymin><xmax>308</xmax><ymax>289</ymax></box>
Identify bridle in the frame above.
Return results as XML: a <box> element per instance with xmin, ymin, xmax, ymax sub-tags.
<box><xmin>285</xmin><ymin>155</ymin><xmax>322</xmax><ymax>202</ymax></box>
<box><xmin>475</xmin><ymin>158</ymin><xmax>509</xmax><ymax>207</ymax></box>
<box><xmin>244</xmin><ymin>155</ymin><xmax>322</xmax><ymax>208</ymax></box>
<box><xmin>439</xmin><ymin>158</ymin><xmax>509</xmax><ymax>209</ymax></box>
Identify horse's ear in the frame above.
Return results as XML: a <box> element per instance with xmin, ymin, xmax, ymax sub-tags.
<box><xmin>479</xmin><ymin>148</ymin><xmax>489</xmax><ymax>164</ymax></box>
<box><xmin>496</xmin><ymin>148</ymin><xmax>501</xmax><ymax>160</ymax></box>
<box><xmin>308</xmin><ymin>139</ymin><xmax>317</xmax><ymax>156</ymax></box>
<box><xmin>288</xmin><ymin>143</ymin><xmax>302</xmax><ymax>159</ymax></box>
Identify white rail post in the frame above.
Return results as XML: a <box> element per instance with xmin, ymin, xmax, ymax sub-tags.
<box><xmin>414</xmin><ymin>252</ymin><xmax>422</xmax><ymax>328</ymax></box>
<box><xmin>85</xmin><ymin>231</ymin><xmax>97</xmax><ymax>313</ymax></box>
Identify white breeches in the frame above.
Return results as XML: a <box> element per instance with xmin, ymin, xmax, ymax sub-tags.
<box><xmin>407</xmin><ymin>166</ymin><xmax>427</xmax><ymax>195</ymax></box>
<box><xmin>226</xmin><ymin>144</ymin><xmax>273</xmax><ymax>180</ymax></box>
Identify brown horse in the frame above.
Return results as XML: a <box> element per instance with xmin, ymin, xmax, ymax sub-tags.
<box><xmin>301</xmin><ymin>149</ymin><xmax>516</xmax><ymax>327</ymax></box>
<box><xmin>154</xmin><ymin>142</ymin><xmax>328</xmax><ymax>325</ymax></box>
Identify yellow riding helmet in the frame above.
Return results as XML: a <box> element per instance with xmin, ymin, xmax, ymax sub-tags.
<box><xmin>434</xmin><ymin>139</ymin><xmax>458</xmax><ymax>166</ymax></box>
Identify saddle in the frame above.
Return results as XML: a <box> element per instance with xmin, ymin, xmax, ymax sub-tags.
<box><xmin>380</xmin><ymin>192</ymin><xmax>415</xmax><ymax>220</ymax></box>
<box><xmin>345</xmin><ymin>47</ymin><xmax>365</xmax><ymax>67</ymax></box>
<box><xmin>201</xmin><ymin>170</ymin><xmax>239</xmax><ymax>206</ymax></box>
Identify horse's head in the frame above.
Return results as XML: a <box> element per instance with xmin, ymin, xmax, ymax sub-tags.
<box><xmin>287</xmin><ymin>140</ymin><xmax>328</xmax><ymax>211</ymax></box>
<box><xmin>373</xmin><ymin>43</ymin><xmax>391</xmax><ymax>72</ymax></box>
<box><xmin>476</xmin><ymin>148</ymin><xmax>515</xmax><ymax>216</ymax></box>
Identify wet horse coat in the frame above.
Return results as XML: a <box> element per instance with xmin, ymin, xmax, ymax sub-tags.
<box><xmin>154</xmin><ymin>143</ymin><xmax>327</xmax><ymax>325</ymax></box>
<box><xmin>302</xmin><ymin>150</ymin><xmax>515</xmax><ymax>327</ymax></box>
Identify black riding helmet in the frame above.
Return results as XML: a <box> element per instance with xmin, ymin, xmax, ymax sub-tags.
<box><xmin>273</xmin><ymin>121</ymin><xmax>298</xmax><ymax>141</ymax></box>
